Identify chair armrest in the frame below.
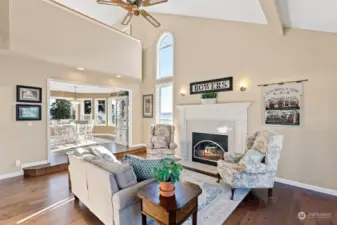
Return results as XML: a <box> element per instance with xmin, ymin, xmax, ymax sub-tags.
<box><xmin>217</xmin><ymin>160</ymin><xmax>245</xmax><ymax>173</ymax></box>
<box><xmin>223</xmin><ymin>152</ymin><xmax>244</xmax><ymax>163</ymax></box>
<box><xmin>169</xmin><ymin>142</ymin><xmax>177</xmax><ymax>150</ymax></box>
<box><xmin>244</xmin><ymin>163</ymin><xmax>272</xmax><ymax>174</ymax></box>
<box><xmin>112</xmin><ymin>179</ymin><xmax>155</xmax><ymax>210</ymax></box>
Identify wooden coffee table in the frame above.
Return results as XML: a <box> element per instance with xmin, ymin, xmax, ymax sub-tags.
<box><xmin>137</xmin><ymin>181</ymin><xmax>202</xmax><ymax>225</ymax></box>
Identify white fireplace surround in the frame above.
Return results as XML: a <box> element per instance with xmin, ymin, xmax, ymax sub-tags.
<box><xmin>177</xmin><ymin>102</ymin><xmax>251</xmax><ymax>161</ymax></box>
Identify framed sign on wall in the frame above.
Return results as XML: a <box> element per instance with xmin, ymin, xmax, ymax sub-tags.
<box><xmin>190</xmin><ymin>77</ymin><xmax>233</xmax><ymax>94</ymax></box>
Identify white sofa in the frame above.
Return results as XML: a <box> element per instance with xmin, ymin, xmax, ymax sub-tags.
<box><xmin>68</xmin><ymin>155</ymin><xmax>154</xmax><ymax>225</ymax></box>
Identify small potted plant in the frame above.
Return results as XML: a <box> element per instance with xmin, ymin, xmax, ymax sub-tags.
<box><xmin>152</xmin><ymin>158</ymin><xmax>184</xmax><ymax>197</ymax></box>
<box><xmin>201</xmin><ymin>92</ymin><xmax>218</xmax><ymax>104</ymax></box>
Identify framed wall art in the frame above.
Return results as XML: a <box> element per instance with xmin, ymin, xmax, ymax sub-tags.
<box><xmin>16</xmin><ymin>85</ymin><xmax>42</xmax><ymax>103</ymax></box>
<box><xmin>143</xmin><ymin>94</ymin><xmax>153</xmax><ymax>118</ymax></box>
<box><xmin>16</xmin><ymin>104</ymin><xmax>42</xmax><ymax>121</ymax></box>
<box><xmin>263</xmin><ymin>83</ymin><xmax>302</xmax><ymax>126</ymax></box>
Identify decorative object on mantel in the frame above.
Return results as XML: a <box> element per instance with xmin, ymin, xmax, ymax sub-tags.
<box><xmin>16</xmin><ymin>85</ymin><xmax>42</xmax><ymax>103</ymax></box>
<box><xmin>190</xmin><ymin>77</ymin><xmax>233</xmax><ymax>94</ymax></box>
<box><xmin>16</xmin><ymin>104</ymin><xmax>41</xmax><ymax>121</ymax></box>
<box><xmin>201</xmin><ymin>92</ymin><xmax>218</xmax><ymax>104</ymax></box>
<box><xmin>143</xmin><ymin>94</ymin><xmax>153</xmax><ymax>118</ymax></box>
<box><xmin>259</xmin><ymin>79</ymin><xmax>308</xmax><ymax>126</ymax></box>
<box><xmin>152</xmin><ymin>158</ymin><xmax>183</xmax><ymax>197</ymax></box>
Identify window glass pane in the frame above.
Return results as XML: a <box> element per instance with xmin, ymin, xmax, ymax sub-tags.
<box><xmin>96</xmin><ymin>100</ymin><xmax>106</xmax><ymax>125</ymax></box>
<box><xmin>158</xmin><ymin>34</ymin><xmax>173</xmax><ymax>79</ymax></box>
<box><xmin>84</xmin><ymin>100</ymin><xmax>91</xmax><ymax>114</ymax></box>
<box><xmin>108</xmin><ymin>99</ymin><xmax>117</xmax><ymax>126</ymax></box>
<box><xmin>50</xmin><ymin>99</ymin><xmax>76</xmax><ymax>122</ymax></box>
<box><xmin>158</xmin><ymin>84</ymin><xmax>173</xmax><ymax>124</ymax></box>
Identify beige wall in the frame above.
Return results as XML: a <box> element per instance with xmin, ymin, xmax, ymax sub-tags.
<box><xmin>0</xmin><ymin>0</ymin><xmax>9</xmax><ymax>49</ymax></box>
<box><xmin>0</xmin><ymin>52</ymin><xmax>142</xmax><ymax>175</ymax></box>
<box><xmin>9</xmin><ymin>0</ymin><xmax>142</xmax><ymax>79</ymax></box>
<box><xmin>131</xmin><ymin>14</ymin><xmax>337</xmax><ymax>190</ymax></box>
<box><xmin>50</xmin><ymin>91</ymin><xmax>119</xmax><ymax>135</ymax></box>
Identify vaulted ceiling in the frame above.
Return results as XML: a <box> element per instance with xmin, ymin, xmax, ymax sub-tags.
<box><xmin>52</xmin><ymin>0</ymin><xmax>337</xmax><ymax>34</ymax></box>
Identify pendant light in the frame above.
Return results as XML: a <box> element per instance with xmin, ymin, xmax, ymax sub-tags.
<box><xmin>71</xmin><ymin>86</ymin><xmax>81</xmax><ymax>105</ymax></box>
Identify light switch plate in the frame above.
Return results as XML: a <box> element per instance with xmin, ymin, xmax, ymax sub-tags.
<box><xmin>28</xmin><ymin>122</ymin><xmax>33</xmax><ymax>127</ymax></box>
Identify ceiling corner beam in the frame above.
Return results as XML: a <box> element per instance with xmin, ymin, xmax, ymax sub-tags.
<box><xmin>259</xmin><ymin>0</ymin><xmax>284</xmax><ymax>36</ymax></box>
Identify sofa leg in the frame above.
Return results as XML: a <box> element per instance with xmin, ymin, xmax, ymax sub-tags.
<box><xmin>231</xmin><ymin>188</ymin><xmax>235</xmax><ymax>200</ymax></box>
<box><xmin>268</xmin><ymin>188</ymin><xmax>273</xmax><ymax>199</ymax></box>
<box><xmin>216</xmin><ymin>173</ymin><xmax>221</xmax><ymax>183</ymax></box>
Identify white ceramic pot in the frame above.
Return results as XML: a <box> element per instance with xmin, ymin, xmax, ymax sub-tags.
<box><xmin>201</xmin><ymin>98</ymin><xmax>216</xmax><ymax>104</ymax></box>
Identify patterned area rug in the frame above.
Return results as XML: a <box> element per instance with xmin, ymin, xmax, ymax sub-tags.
<box><xmin>148</xmin><ymin>170</ymin><xmax>250</xmax><ymax>225</ymax></box>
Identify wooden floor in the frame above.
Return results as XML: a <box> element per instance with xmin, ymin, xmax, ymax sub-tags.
<box><xmin>0</xmin><ymin>172</ymin><xmax>336</xmax><ymax>225</ymax></box>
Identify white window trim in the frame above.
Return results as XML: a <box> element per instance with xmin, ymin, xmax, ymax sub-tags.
<box><xmin>156</xmin><ymin>32</ymin><xmax>174</xmax><ymax>81</ymax></box>
<box><xmin>80</xmin><ymin>98</ymin><xmax>93</xmax><ymax>120</ymax></box>
<box><xmin>156</xmin><ymin>82</ymin><xmax>174</xmax><ymax>125</ymax></box>
<box><xmin>50</xmin><ymin>96</ymin><xmax>79</xmax><ymax>121</ymax></box>
<box><xmin>108</xmin><ymin>97</ymin><xmax>117</xmax><ymax>127</ymax></box>
<box><xmin>94</xmin><ymin>98</ymin><xmax>107</xmax><ymax>126</ymax></box>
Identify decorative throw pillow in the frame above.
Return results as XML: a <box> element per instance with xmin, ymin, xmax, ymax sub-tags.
<box><xmin>252</xmin><ymin>131</ymin><xmax>270</xmax><ymax>154</ymax></box>
<box><xmin>239</xmin><ymin>149</ymin><xmax>265</xmax><ymax>166</ymax></box>
<box><xmin>88</xmin><ymin>145</ymin><xmax>120</xmax><ymax>163</ymax></box>
<box><xmin>124</xmin><ymin>154</ymin><xmax>162</xmax><ymax>181</ymax></box>
<box><xmin>84</xmin><ymin>156</ymin><xmax>137</xmax><ymax>189</ymax></box>
<box><xmin>151</xmin><ymin>136</ymin><xmax>169</xmax><ymax>149</ymax></box>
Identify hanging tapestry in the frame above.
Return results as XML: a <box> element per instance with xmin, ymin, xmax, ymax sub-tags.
<box><xmin>263</xmin><ymin>83</ymin><xmax>302</xmax><ymax>126</ymax></box>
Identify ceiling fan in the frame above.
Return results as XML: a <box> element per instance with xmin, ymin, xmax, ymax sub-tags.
<box><xmin>97</xmin><ymin>0</ymin><xmax>167</xmax><ymax>27</ymax></box>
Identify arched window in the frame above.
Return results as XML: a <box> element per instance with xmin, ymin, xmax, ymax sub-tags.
<box><xmin>157</xmin><ymin>33</ymin><xmax>174</xmax><ymax>80</ymax></box>
<box><xmin>156</xmin><ymin>32</ymin><xmax>174</xmax><ymax>124</ymax></box>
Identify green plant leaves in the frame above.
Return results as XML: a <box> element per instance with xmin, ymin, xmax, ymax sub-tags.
<box><xmin>201</xmin><ymin>92</ymin><xmax>218</xmax><ymax>99</ymax></box>
<box><xmin>151</xmin><ymin>159</ymin><xmax>184</xmax><ymax>183</ymax></box>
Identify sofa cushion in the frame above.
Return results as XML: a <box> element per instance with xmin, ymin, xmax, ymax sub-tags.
<box><xmin>88</xmin><ymin>145</ymin><xmax>120</xmax><ymax>163</ymax></box>
<box><xmin>124</xmin><ymin>154</ymin><xmax>161</xmax><ymax>181</ymax></box>
<box><xmin>84</xmin><ymin>157</ymin><xmax>137</xmax><ymax>189</ymax></box>
<box><xmin>151</xmin><ymin>136</ymin><xmax>169</xmax><ymax>149</ymax></box>
<box><xmin>239</xmin><ymin>149</ymin><xmax>265</xmax><ymax>166</ymax></box>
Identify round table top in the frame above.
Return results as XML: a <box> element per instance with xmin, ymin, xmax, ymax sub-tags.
<box><xmin>137</xmin><ymin>180</ymin><xmax>202</xmax><ymax>211</ymax></box>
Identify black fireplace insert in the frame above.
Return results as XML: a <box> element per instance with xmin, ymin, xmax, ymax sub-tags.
<box><xmin>192</xmin><ymin>132</ymin><xmax>228</xmax><ymax>166</ymax></box>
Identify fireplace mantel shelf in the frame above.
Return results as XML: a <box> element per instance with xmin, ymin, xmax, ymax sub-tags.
<box><xmin>176</xmin><ymin>102</ymin><xmax>252</xmax><ymax>110</ymax></box>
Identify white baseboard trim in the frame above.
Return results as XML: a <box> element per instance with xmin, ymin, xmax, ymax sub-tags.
<box><xmin>22</xmin><ymin>160</ymin><xmax>49</xmax><ymax>169</ymax></box>
<box><xmin>275</xmin><ymin>177</ymin><xmax>337</xmax><ymax>197</ymax></box>
<box><xmin>93</xmin><ymin>133</ymin><xmax>116</xmax><ymax>138</ymax></box>
<box><xmin>0</xmin><ymin>160</ymin><xmax>49</xmax><ymax>181</ymax></box>
<box><xmin>0</xmin><ymin>171</ymin><xmax>23</xmax><ymax>180</ymax></box>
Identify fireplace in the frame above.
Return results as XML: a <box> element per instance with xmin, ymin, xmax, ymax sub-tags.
<box><xmin>192</xmin><ymin>132</ymin><xmax>228</xmax><ymax>166</ymax></box>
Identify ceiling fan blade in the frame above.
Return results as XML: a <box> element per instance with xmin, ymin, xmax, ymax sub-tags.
<box><xmin>121</xmin><ymin>11</ymin><xmax>134</xmax><ymax>25</ymax></box>
<box><xmin>142</xmin><ymin>0</ymin><xmax>167</xmax><ymax>7</ymax></box>
<box><xmin>97</xmin><ymin>0</ymin><xmax>136</xmax><ymax>8</ymax></box>
<box><xmin>140</xmin><ymin>10</ymin><xmax>160</xmax><ymax>27</ymax></box>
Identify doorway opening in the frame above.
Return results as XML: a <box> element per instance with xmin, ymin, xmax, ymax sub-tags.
<box><xmin>47</xmin><ymin>79</ymin><xmax>132</xmax><ymax>164</ymax></box>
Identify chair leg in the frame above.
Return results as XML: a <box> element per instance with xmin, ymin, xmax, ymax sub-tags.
<box><xmin>216</xmin><ymin>173</ymin><xmax>221</xmax><ymax>183</ymax></box>
<box><xmin>268</xmin><ymin>188</ymin><xmax>273</xmax><ymax>199</ymax></box>
<box><xmin>231</xmin><ymin>188</ymin><xmax>235</xmax><ymax>200</ymax></box>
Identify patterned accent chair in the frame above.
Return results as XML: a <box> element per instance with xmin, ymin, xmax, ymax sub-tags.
<box><xmin>147</xmin><ymin>124</ymin><xmax>178</xmax><ymax>159</ymax></box>
<box><xmin>217</xmin><ymin>131</ymin><xmax>284</xmax><ymax>200</ymax></box>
